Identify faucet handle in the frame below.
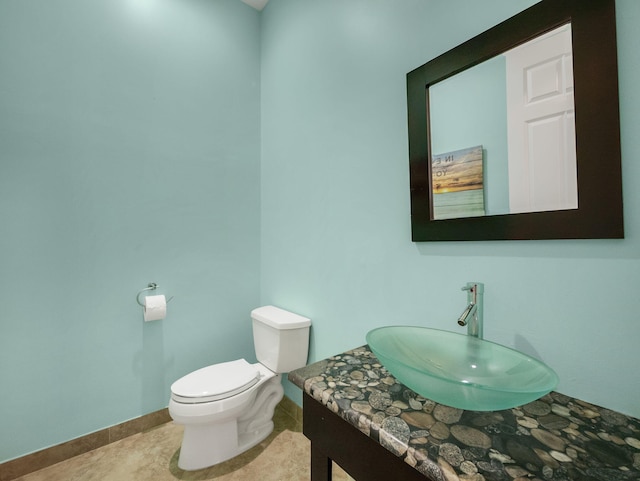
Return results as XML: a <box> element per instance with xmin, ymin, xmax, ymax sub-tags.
<box><xmin>461</xmin><ymin>282</ymin><xmax>484</xmax><ymax>293</ymax></box>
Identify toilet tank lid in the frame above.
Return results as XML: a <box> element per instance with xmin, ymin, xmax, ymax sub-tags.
<box><xmin>251</xmin><ymin>305</ymin><xmax>311</xmax><ymax>329</ymax></box>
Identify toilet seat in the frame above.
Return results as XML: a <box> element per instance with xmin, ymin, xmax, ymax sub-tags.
<box><xmin>171</xmin><ymin>359</ymin><xmax>261</xmax><ymax>404</ymax></box>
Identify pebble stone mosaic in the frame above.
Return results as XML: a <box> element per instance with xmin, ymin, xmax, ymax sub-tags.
<box><xmin>289</xmin><ymin>345</ymin><xmax>640</xmax><ymax>481</ymax></box>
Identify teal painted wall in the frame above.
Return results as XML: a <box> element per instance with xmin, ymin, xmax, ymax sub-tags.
<box><xmin>260</xmin><ymin>0</ymin><xmax>640</xmax><ymax>419</ymax></box>
<box><xmin>0</xmin><ymin>0</ymin><xmax>261</xmax><ymax>462</ymax></box>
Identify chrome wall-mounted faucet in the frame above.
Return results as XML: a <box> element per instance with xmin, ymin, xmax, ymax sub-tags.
<box><xmin>457</xmin><ymin>282</ymin><xmax>484</xmax><ymax>339</ymax></box>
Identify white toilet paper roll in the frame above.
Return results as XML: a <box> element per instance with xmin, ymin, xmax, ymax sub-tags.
<box><xmin>144</xmin><ymin>294</ymin><xmax>167</xmax><ymax>322</ymax></box>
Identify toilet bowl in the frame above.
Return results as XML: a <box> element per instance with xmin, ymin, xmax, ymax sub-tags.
<box><xmin>169</xmin><ymin>306</ymin><xmax>311</xmax><ymax>471</ymax></box>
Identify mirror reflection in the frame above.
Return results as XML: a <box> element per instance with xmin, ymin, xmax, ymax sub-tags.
<box><xmin>429</xmin><ymin>24</ymin><xmax>576</xmax><ymax>220</ymax></box>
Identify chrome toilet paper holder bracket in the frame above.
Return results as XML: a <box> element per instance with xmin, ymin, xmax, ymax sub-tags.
<box><xmin>136</xmin><ymin>283</ymin><xmax>174</xmax><ymax>307</ymax></box>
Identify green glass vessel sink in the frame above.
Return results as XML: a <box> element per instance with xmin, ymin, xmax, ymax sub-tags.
<box><xmin>366</xmin><ymin>326</ymin><xmax>558</xmax><ymax>411</ymax></box>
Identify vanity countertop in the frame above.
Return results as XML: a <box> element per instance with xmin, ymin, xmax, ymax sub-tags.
<box><xmin>289</xmin><ymin>345</ymin><xmax>640</xmax><ymax>481</ymax></box>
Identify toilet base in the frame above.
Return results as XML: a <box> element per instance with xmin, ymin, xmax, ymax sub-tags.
<box><xmin>175</xmin><ymin>374</ymin><xmax>285</xmax><ymax>471</ymax></box>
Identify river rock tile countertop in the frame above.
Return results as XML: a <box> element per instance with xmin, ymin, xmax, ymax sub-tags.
<box><xmin>288</xmin><ymin>345</ymin><xmax>640</xmax><ymax>481</ymax></box>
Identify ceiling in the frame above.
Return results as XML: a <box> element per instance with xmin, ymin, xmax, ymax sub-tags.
<box><xmin>241</xmin><ymin>0</ymin><xmax>268</xmax><ymax>11</ymax></box>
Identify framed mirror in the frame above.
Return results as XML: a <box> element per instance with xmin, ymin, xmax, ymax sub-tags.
<box><xmin>407</xmin><ymin>0</ymin><xmax>623</xmax><ymax>241</ymax></box>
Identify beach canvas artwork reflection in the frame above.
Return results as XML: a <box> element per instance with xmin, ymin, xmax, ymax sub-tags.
<box><xmin>431</xmin><ymin>145</ymin><xmax>485</xmax><ymax>220</ymax></box>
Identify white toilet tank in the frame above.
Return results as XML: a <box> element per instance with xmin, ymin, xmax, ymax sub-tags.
<box><xmin>251</xmin><ymin>306</ymin><xmax>311</xmax><ymax>373</ymax></box>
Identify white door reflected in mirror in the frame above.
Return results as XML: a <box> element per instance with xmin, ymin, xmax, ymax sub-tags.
<box><xmin>506</xmin><ymin>25</ymin><xmax>577</xmax><ymax>214</ymax></box>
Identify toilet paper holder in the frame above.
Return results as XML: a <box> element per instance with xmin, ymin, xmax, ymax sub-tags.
<box><xmin>136</xmin><ymin>283</ymin><xmax>174</xmax><ymax>307</ymax></box>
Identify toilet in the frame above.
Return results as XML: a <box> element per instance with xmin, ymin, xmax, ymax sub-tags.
<box><xmin>168</xmin><ymin>305</ymin><xmax>311</xmax><ymax>471</ymax></box>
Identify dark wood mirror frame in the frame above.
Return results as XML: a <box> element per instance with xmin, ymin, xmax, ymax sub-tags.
<box><xmin>407</xmin><ymin>0</ymin><xmax>623</xmax><ymax>241</ymax></box>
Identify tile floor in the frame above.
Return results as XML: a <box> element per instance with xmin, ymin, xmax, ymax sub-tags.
<box><xmin>13</xmin><ymin>406</ymin><xmax>352</xmax><ymax>481</ymax></box>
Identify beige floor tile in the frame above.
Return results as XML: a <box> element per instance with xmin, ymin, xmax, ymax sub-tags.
<box><xmin>15</xmin><ymin>421</ymin><xmax>353</xmax><ymax>481</ymax></box>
